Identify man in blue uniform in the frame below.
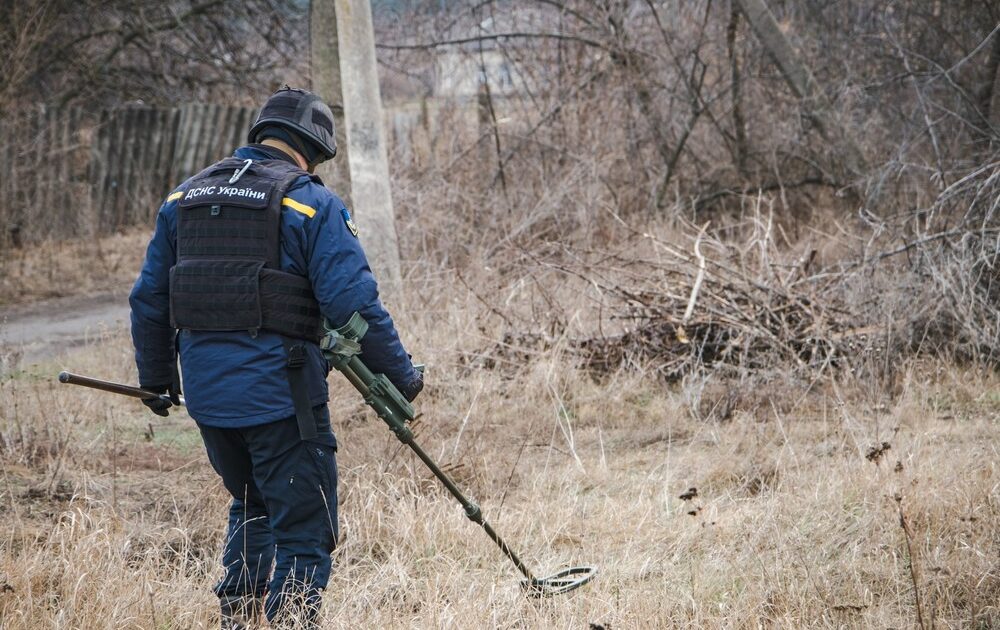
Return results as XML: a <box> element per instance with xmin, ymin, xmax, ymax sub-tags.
<box><xmin>129</xmin><ymin>86</ymin><xmax>422</xmax><ymax>628</ymax></box>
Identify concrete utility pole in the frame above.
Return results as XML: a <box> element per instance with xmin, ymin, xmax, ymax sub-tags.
<box><xmin>733</xmin><ymin>0</ymin><xmax>867</xmax><ymax>175</ymax></box>
<box><xmin>310</xmin><ymin>0</ymin><xmax>402</xmax><ymax>293</ymax></box>
<box><xmin>310</xmin><ymin>0</ymin><xmax>352</xmax><ymax>209</ymax></box>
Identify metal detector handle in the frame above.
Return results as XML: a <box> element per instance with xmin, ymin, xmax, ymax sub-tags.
<box><xmin>57</xmin><ymin>371</ymin><xmax>186</xmax><ymax>407</ymax></box>
<box><xmin>320</xmin><ymin>312</ymin><xmax>416</xmax><ymax>442</ymax></box>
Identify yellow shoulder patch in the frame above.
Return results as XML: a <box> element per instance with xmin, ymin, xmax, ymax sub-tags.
<box><xmin>282</xmin><ymin>196</ymin><xmax>316</xmax><ymax>218</ymax></box>
<box><xmin>166</xmin><ymin>191</ymin><xmax>184</xmax><ymax>203</ymax></box>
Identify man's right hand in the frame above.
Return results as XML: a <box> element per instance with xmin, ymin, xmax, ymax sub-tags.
<box><xmin>398</xmin><ymin>371</ymin><xmax>424</xmax><ymax>403</ymax></box>
<box><xmin>141</xmin><ymin>383</ymin><xmax>180</xmax><ymax>417</ymax></box>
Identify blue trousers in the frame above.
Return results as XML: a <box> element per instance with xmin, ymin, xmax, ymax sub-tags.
<box><xmin>198</xmin><ymin>406</ymin><xmax>338</xmax><ymax>622</ymax></box>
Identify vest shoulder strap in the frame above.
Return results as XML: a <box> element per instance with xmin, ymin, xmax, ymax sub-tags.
<box><xmin>255</xmin><ymin>160</ymin><xmax>312</xmax><ymax>268</ymax></box>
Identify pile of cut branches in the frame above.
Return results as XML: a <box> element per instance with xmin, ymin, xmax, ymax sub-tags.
<box><xmin>572</xmin><ymin>255</ymin><xmax>861</xmax><ymax>381</ymax></box>
<box><xmin>474</xmin><ymin>217</ymin><xmax>872</xmax><ymax>381</ymax></box>
<box><xmin>474</xmin><ymin>186</ymin><xmax>1000</xmax><ymax>382</ymax></box>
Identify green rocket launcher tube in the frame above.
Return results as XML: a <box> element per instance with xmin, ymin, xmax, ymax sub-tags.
<box><xmin>321</xmin><ymin>313</ymin><xmax>596</xmax><ymax>597</ymax></box>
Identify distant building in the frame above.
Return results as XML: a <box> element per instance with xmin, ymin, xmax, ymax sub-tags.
<box><xmin>434</xmin><ymin>47</ymin><xmax>516</xmax><ymax>99</ymax></box>
<box><xmin>429</xmin><ymin>10</ymin><xmax>548</xmax><ymax>100</ymax></box>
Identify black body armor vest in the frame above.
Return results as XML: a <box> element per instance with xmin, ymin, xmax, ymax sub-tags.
<box><xmin>169</xmin><ymin>157</ymin><xmax>324</xmax><ymax>343</ymax></box>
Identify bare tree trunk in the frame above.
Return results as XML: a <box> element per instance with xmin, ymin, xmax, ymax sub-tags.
<box><xmin>977</xmin><ymin>27</ymin><xmax>1000</xmax><ymax>138</ymax></box>
<box><xmin>310</xmin><ymin>0</ymin><xmax>353</xmax><ymax>208</ymax></box>
<box><xmin>733</xmin><ymin>0</ymin><xmax>867</xmax><ymax>176</ymax></box>
<box><xmin>727</xmin><ymin>6</ymin><xmax>748</xmax><ymax>177</ymax></box>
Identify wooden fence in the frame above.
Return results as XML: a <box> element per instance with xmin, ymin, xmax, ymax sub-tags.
<box><xmin>0</xmin><ymin>99</ymin><xmax>479</xmax><ymax>248</ymax></box>
<box><xmin>89</xmin><ymin>104</ymin><xmax>262</xmax><ymax>235</ymax></box>
<box><xmin>0</xmin><ymin>104</ymin><xmax>258</xmax><ymax>246</ymax></box>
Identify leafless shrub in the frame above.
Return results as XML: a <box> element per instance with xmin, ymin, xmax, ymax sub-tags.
<box><xmin>0</xmin><ymin>0</ymin><xmax>306</xmax><ymax>113</ymax></box>
<box><xmin>375</xmin><ymin>1</ymin><xmax>1000</xmax><ymax>393</ymax></box>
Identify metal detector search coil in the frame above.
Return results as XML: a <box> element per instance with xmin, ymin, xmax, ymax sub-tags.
<box><xmin>321</xmin><ymin>312</ymin><xmax>597</xmax><ymax>597</ymax></box>
<box><xmin>523</xmin><ymin>566</ymin><xmax>599</xmax><ymax>598</ymax></box>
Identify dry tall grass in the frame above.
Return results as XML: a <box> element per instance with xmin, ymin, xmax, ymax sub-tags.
<box><xmin>1</xmin><ymin>251</ymin><xmax>997</xmax><ymax>628</ymax></box>
<box><xmin>0</xmin><ymin>229</ymin><xmax>150</xmax><ymax>306</ymax></box>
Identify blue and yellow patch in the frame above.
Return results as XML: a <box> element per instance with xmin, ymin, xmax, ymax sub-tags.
<box><xmin>341</xmin><ymin>208</ymin><xmax>359</xmax><ymax>237</ymax></box>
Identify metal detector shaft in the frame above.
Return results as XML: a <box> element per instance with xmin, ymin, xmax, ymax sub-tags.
<box><xmin>58</xmin><ymin>371</ymin><xmax>185</xmax><ymax>406</ymax></box>
<box><xmin>319</xmin><ymin>314</ymin><xmax>537</xmax><ymax>583</ymax></box>
<box><xmin>372</xmin><ymin>396</ymin><xmax>537</xmax><ymax>583</ymax></box>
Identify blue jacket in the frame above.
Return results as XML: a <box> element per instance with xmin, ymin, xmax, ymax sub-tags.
<box><xmin>130</xmin><ymin>144</ymin><xmax>418</xmax><ymax>428</ymax></box>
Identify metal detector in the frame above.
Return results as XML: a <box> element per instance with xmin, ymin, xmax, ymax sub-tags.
<box><xmin>320</xmin><ymin>312</ymin><xmax>596</xmax><ymax>597</ymax></box>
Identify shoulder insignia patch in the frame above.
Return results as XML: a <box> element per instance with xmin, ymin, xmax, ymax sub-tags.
<box><xmin>341</xmin><ymin>207</ymin><xmax>359</xmax><ymax>237</ymax></box>
<box><xmin>166</xmin><ymin>190</ymin><xmax>184</xmax><ymax>203</ymax></box>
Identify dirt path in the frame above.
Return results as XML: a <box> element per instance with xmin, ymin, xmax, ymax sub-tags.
<box><xmin>1</xmin><ymin>291</ymin><xmax>132</xmax><ymax>367</ymax></box>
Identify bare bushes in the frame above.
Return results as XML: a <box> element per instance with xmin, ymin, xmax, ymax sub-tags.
<box><xmin>379</xmin><ymin>1</ymin><xmax>1000</xmax><ymax>223</ymax></box>
<box><xmin>452</xmin><ymin>170</ymin><xmax>1000</xmax><ymax>393</ymax></box>
<box><xmin>0</xmin><ymin>0</ymin><xmax>306</xmax><ymax>112</ymax></box>
<box><xmin>377</xmin><ymin>1</ymin><xmax>999</xmax><ymax>393</ymax></box>
<box><xmin>468</xmin><ymin>208</ymin><xmax>859</xmax><ymax>383</ymax></box>
<box><xmin>894</xmin><ymin>170</ymin><xmax>1000</xmax><ymax>364</ymax></box>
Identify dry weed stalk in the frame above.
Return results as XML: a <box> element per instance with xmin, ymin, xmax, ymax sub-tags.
<box><xmin>895</xmin><ymin>494</ymin><xmax>929</xmax><ymax>630</ymax></box>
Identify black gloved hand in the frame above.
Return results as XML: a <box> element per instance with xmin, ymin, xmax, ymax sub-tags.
<box><xmin>398</xmin><ymin>371</ymin><xmax>424</xmax><ymax>403</ymax></box>
<box><xmin>140</xmin><ymin>383</ymin><xmax>179</xmax><ymax>417</ymax></box>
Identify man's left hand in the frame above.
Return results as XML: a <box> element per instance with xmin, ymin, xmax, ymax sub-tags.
<box><xmin>140</xmin><ymin>383</ymin><xmax>180</xmax><ymax>417</ymax></box>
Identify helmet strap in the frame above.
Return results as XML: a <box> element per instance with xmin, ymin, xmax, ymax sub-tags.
<box><xmin>256</xmin><ymin>126</ymin><xmax>325</xmax><ymax>172</ymax></box>
<box><xmin>286</xmin><ymin>132</ymin><xmax>323</xmax><ymax>172</ymax></box>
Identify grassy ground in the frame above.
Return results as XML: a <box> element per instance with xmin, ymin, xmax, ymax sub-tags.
<box><xmin>1</xmin><ymin>293</ymin><xmax>997</xmax><ymax>628</ymax></box>
<box><xmin>1</xmin><ymin>227</ymin><xmax>998</xmax><ymax>628</ymax></box>
<box><xmin>0</xmin><ymin>229</ymin><xmax>149</xmax><ymax>306</ymax></box>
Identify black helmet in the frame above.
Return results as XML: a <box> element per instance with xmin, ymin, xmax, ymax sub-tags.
<box><xmin>248</xmin><ymin>86</ymin><xmax>337</xmax><ymax>162</ymax></box>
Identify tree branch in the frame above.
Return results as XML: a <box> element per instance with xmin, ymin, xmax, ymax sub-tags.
<box><xmin>376</xmin><ymin>31</ymin><xmax>607</xmax><ymax>52</ymax></box>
